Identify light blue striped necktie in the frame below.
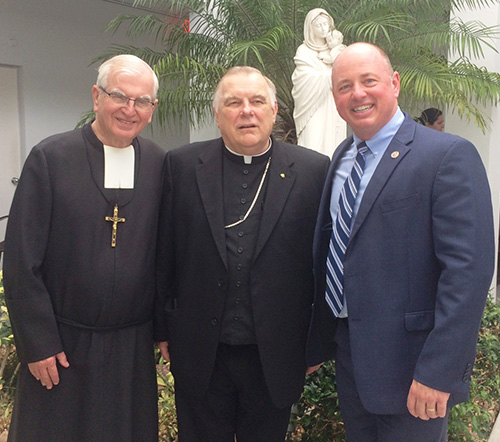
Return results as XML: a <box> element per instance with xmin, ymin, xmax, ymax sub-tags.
<box><xmin>325</xmin><ymin>141</ymin><xmax>369</xmax><ymax>317</ymax></box>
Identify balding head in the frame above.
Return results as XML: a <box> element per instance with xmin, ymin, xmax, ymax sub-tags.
<box><xmin>330</xmin><ymin>43</ymin><xmax>400</xmax><ymax>140</ymax></box>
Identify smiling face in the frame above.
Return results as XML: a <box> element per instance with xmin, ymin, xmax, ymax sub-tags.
<box><xmin>331</xmin><ymin>43</ymin><xmax>400</xmax><ymax>140</ymax></box>
<box><xmin>214</xmin><ymin>72</ymin><xmax>278</xmax><ymax>155</ymax></box>
<box><xmin>91</xmin><ymin>69</ymin><xmax>157</xmax><ymax>148</ymax></box>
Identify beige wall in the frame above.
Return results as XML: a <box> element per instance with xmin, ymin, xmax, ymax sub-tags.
<box><xmin>448</xmin><ymin>4</ymin><xmax>500</xmax><ymax>297</ymax></box>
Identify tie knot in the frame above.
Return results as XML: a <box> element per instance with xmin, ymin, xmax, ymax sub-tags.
<box><xmin>357</xmin><ymin>141</ymin><xmax>368</xmax><ymax>154</ymax></box>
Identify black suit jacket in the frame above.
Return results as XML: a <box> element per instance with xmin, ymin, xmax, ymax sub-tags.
<box><xmin>156</xmin><ymin>137</ymin><xmax>330</xmax><ymax>407</ymax></box>
<box><xmin>306</xmin><ymin>114</ymin><xmax>495</xmax><ymax>414</ymax></box>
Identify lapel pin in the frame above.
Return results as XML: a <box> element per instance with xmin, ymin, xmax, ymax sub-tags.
<box><xmin>391</xmin><ymin>151</ymin><xmax>400</xmax><ymax>159</ymax></box>
<box><xmin>280</xmin><ymin>173</ymin><xmax>286</xmax><ymax>179</ymax></box>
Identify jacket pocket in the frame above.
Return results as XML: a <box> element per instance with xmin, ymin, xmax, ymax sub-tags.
<box><xmin>380</xmin><ymin>193</ymin><xmax>419</xmax><ymax>213</ymax></box>
<box><xmin>405</xmin><ymin>310</ymin><xmax>434</xmax><ymax>331</ymax></box>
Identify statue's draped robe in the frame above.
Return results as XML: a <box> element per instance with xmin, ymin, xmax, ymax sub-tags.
<box><xmin>3</xmin><ymin>123</ymin><xmax>166</xmax><ymax>442</ymax></box>
<box><xmin>292</xmin><ymin>43</ymin><xmax>346</xmax><ymax>157</ymax></box>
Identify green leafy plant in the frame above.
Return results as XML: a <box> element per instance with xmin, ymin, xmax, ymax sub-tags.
<box><xmin>156</xmin><ymin>354</ymin><xmax>178</xmax><ymax>442</ymax></box>
<box><xmin>0</xmin><ymin>271</ymin><xmax>17</xmax><ymax>393</ymax></box>
<box><xmin>0</xmin><ymin>271</ymin><xmax>13</xmax><ymax>347</ymax></box>
<box><xmin>87</xmin><ymin>0</ymin><xmax>500</xmax><ymax>138</ymax></box>
<box><xmin>287</xmin><ymin>361</ymin><xmax>344</xmax><ymax>441</ymax></box>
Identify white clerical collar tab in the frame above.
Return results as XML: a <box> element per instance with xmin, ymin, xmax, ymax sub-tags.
<box><xmin>103</xmin><ymin>144</ymin><xmax>135</xmax><ymax>189</ymax></box>
<box><xmin>224</xmin><ymin>138</ymin><xmax>273</xmax><ymax>164</ymax></box>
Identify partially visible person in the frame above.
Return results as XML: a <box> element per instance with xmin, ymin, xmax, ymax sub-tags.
<box><xmin>292</xmin><ymin>8</ymin><xmax>347</xmax><ymax>156</ymax></box>
<box><xmin>414</xmin><ymin>107</ymin><xmax>445</xmax><ymax>131</ymax></box>
<box><xmin>306</xmin><ymin>43</ymin><xmax>494</xmax><ymax>442</ymax></box>
<box><xmin>3</xmin><ymin>54</ymin><xmax>167</xmax><ymax>442</ymax></box>
<box><xmin>156</xmin><ymin>66</ymin><xmax>330</xmax><ymax>441</ymax></box>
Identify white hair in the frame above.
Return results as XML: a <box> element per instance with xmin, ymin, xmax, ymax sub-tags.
<box><xmin>212</xmin><ymin>66</ymin><xmax>277</xmax><ymax>111</ymax></box>
<box><xmin>96</xmin><ymin>54</ymin><xmax>159</xmax><ymax>98</ymax></box>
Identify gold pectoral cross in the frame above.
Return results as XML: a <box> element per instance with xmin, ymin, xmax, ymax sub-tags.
<box><xmin>105</xmin><ymin>205</ymin><xmax>125</xmax><ymax>248</ymax></box>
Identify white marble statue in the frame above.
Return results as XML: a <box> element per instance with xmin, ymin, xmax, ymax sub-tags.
<box><xmin>292</xmin><ymin>8</ymin><xmax>347</xmax><ymax>157</ymax></box>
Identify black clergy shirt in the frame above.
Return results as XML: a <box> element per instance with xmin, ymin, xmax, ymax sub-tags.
<box><xmin>219</xmin><ymin>146</ymin><xmax>272</xmax><ymax>345</ymax></box>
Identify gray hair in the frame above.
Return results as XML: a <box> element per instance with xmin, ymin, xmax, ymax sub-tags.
<box><xmin>213</xmin><ymin>66</ymin><xmax>277</xmax><ymax>111</ymax></box>
<box><xmin>96</xmin><ymin>54</ymin><xmax>159</xmax><ymax>99</ymax></box>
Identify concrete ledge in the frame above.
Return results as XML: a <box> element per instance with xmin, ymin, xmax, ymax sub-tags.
<box><xmin>489</xmin><ymin>412</ymin><xmax>500</xmax><ymax>442</ymax></box>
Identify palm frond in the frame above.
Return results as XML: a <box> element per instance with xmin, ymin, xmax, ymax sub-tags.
<box><xmin>449</xmin><ymin>19</ymin><xmax>500</xmax><ymax>58</ymax></box>
<box><xmin>92</xmin><ymin>0</ymin><xmax>500</xmax><ymax>137</ymax></box>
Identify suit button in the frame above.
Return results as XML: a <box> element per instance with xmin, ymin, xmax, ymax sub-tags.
<box><xmin>462</xmin><ymin>363</ymin><xmax>472</xmax><ymax>382</ymax></box>
<box><xmin>211</xmin><ymin>318</ymin><xmax>218</xmax><ymax>326</ymax></box>
<box><xmin>218</xmin><ymin>279</ymin><xmax>225</xmax><ymax>287</ymax></box>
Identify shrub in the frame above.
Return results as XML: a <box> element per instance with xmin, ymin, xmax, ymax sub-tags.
<box><xmin>156</xmin><ymin>355</ymin><xmax>178</xmax><ymax>442</ymax></box>
<box><xmin>287</xmin><ymin>361</ymin><xmax>344</xmax><ymax>441</ymax></box>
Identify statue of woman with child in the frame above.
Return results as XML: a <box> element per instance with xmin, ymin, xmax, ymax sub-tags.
<box><xmin>292</xmin><ymin>8</ymin><xmax>347</xmax><ymax>156</ymax></box>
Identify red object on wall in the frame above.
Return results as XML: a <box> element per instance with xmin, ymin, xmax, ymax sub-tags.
<box><xmin>183</xmin><ymin>19</ymin><xmax>190</xmax><ymax>33</ymax></box>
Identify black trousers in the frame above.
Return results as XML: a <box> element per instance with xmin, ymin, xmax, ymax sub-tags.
<box><xmin>175</xmin><ymin>343</ymin><xmax>291</xmax><ymax>442</ymax></box>
<box><xmin>334</xmin><ymin>319</ymin><xmax>448</xmax><ymax>442</ymax></box>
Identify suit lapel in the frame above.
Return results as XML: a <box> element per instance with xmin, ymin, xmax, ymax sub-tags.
<box><xmin>253</xmin><ymin>142</ymin><xmax>295</xmax><ymax>261</ymax></box>
<box><xmin>350</xmin><ymin>116</ymin><xmax>415</xmax><ymax>242</ymax></box>
<box><xmin>196</xmin><ymin>140</ymin><xmax>228</xmax><ymax>268</ymax></box>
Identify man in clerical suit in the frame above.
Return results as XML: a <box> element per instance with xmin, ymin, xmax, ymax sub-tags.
<box><xmin>3</xmin><ymin>55</ymin><xmax>167</xmax><ymax>442</ymax></box>
<box><xmin>156</xmin><ymin>66</ymin><xmax>330</xmax><ymax>441</ymax></box>
<box><xmin>306</xmin><ymin>43</ymin><xmax>494</xmax><ymax>441</ymax></box>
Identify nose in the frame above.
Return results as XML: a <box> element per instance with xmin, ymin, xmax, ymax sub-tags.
<box><xmin>123</xmin><ymin>99</ymin><xmax>137</xmax><ymax>113</ymax></box>
<box><xmin>351</xmin><ymin>83</ymin><xmax>366</xmax><ymax>99</ymax></box>
<box><xmin>240</xmin><ymin>100</ymin><xmax>254</xmax><ymax>115</ymax></box>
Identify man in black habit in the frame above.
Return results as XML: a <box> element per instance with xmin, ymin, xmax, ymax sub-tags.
<box><xmin>3</xmin><ymin>54</ymin><xmax>168</xmax><ymax>441</ymax></box>
<box><xmin>156</xmin><ymin>66</ymin><xmax>330</xmax><ymax>441</ymax></box>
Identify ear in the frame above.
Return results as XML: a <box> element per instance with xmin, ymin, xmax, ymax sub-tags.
<box><xmin>213</xmin><ymin>106</ymin><xmax>221</xmax><ymax>129</ymax></box>
<box><xmin>392</xmin><ymin>71</ymin><xmax>401</xmax><ymax>99</ymax></box>
<box><xmin>147</xmin><ymin>99</ymin><xmax>159</xmax><ymax>123</ymax></box>
<box><xmin>92</xmin><ymin>85</ymin><xmax>100</xmax><ymax>112</ymax></box>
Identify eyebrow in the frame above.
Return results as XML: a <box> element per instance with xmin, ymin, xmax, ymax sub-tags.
<box><xmin>111</xmin><ymin>89</ymin><xmax>153</xmax><ymax>101</ymax></box>
<box><xmin>223</xmin><ymin>95</ymin><xmax>240</xmax><ymax>103</ymax></box>
<box><xmin>223</xmin><ymin>93</ymin><xmax>268</xmax><ymax>104</ymax></box>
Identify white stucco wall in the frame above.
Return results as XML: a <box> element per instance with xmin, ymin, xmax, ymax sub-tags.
<box><xmin>0</xmin><ymin>0</ymin><xmax>189</xmax><ymax>160</ymax></box>
<box><xmin>448</xmin><ymin>4</ymin><xmax>500</xmax><ymax>295</ymax></box>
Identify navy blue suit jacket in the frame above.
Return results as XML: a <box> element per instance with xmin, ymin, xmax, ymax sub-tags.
<box><xmin>306</xmin><ymin>114</ymin><xmax>495</xmax><ymax>414</ymax></box>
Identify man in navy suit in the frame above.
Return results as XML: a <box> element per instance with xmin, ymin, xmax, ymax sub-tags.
<box><xmin>306</xmin><ymin>42</ymin><xmax>495</xmax><ymax>441</ymax></box>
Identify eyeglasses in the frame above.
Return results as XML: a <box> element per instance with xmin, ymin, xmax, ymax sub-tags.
<box><xmin>99</xmin><ymin>86</ymin><xmax>155</xmax><ymax>110</ymax></box>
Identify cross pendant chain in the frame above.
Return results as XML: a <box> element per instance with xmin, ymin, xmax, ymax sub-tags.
<box><xmin>105</xmin><ymin>205</ymin><xmax>125</xmax><ymax>248</ymax></box>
